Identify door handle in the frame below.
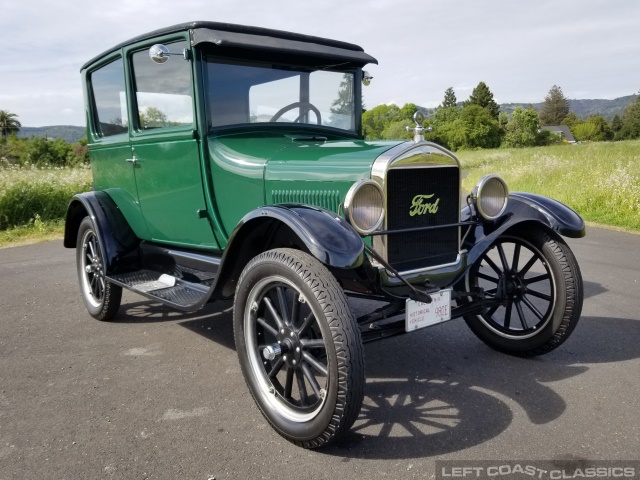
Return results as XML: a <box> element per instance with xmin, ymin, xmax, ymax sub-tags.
<box><xmin>125</xmin><ymin>156</ymin><xmax>137</xmax><ymax>164</ymax></box>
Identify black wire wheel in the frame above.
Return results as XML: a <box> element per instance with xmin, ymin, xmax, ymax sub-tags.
<box><xmin>76</xmin><ymin>217</ymin><xmax>122</xmax><ymax>321</ymax></box>
<box><xmin>464</xmin><ymin>227</ymin><xmax>583</xmax><ymax>357</ymax></box>
<box><xmin>233</xmin><ymin>248</ymin><xmax>364</xmax><ymax>448</ymax></box>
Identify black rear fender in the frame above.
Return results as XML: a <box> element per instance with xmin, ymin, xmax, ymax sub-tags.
<box><xmin>64</xmin><ymin>192</ymin><xmax>139</xmax><ymax>273</ymax></box>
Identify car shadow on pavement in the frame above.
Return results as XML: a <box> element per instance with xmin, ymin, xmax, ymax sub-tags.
<box><xmin>322</xmin><ymin>315</ymin><xmax>640</xmax><ymax>459</ymax></box>
<box><xmin>115</xmin><ymin>300</ymin><xmax>223</xmax><ymax>323</ymax></box>
<box><xmin>114</xmin><ymin>299</ymin><xmax>237</xmax><ymax>351</ymax></box>
<box><xmin>583</xmin><ymin>280</ymin><xmax>607</xmax><ymax>300</ymax></box>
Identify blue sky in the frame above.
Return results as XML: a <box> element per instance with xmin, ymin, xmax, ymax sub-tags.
<box><xmin>1</xmin><ymin>0</ymin><xmax>639</xmax><ymax>126</ymax></box>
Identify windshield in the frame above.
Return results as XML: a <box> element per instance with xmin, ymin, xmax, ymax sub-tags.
<box><xmin>205</xmin><ymin>58</ymin><xmax>356</xmax><ymax>132</ymax></box>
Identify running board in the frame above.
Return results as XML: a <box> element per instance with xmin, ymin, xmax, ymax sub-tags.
<box><xmin>109</xmin><ymin>264</ymin><xmax>216</xmax><ymax>311</ymax></box>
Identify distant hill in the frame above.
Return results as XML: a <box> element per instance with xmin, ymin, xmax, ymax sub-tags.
<box><xmin>18</xmin><ymin>125</ymin><xmax>86</xmax><ymax>143</ymax></box>
<box><xmin>500</xmin><ymin>94</ymin><xmax>637</xmax><ymax>121</ymax></box>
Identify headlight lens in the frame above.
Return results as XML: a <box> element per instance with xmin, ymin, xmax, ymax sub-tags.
<box><xmin>344</xmin><ymin>180</ymin><xmax>385</xmax><ymax>235</ymax></box>
<box><xmin>472</xmin><ymin>175</ymin><xmax>509</xmax><ymax>220</ymax></box>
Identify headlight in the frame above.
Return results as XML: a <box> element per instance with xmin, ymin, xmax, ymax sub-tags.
<box><xmin>344</xmin><ymin>180</ymin><xmax>385</xmax><ymax>235</ymax></box>
<box><xmin>471</xmin><ymin>174</ymin><xmax>509</xmax><ymax>220</ymax></box>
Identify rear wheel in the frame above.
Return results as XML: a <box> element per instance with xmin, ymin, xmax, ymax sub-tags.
<box><xmin>76</xmin><ymin>217</ymin><xmax>122</xmax><ymax>321</ymax></box>
<box><xmin>233</xmin><ymin>248</ymin><xmax>364</xmax><ymax>448</ymax></box>
<box><xmin>464</xmin><ymin>228</ymin><xmax>582</xmax><ymax>357</ymax></box>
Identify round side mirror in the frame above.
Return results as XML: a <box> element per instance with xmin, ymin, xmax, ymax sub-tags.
<box><xmin>362</xmin><ymin>70</ymin><xmax>373</xmax><ymax>86</ymax></box>
<box><xmin>149</xmin><ymin>44</ymin><xmax>170</xmax><ymax>64</ymax></box>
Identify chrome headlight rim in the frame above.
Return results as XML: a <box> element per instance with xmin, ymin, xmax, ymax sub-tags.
<box><xmin>471</xmin><ymin>174</ymin><xmax>509</xmax><ymax>221</ymax></box>
<box><xmin>344</xmin><ymin>180</ymin><xmax>385</xmax><ymax>236</ymax></box>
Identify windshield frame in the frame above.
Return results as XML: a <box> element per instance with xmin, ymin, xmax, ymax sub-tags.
<box><xmin>202</xmin><ymin>53</ymin><xmax>363</xmax><ymax>137</ymax></box>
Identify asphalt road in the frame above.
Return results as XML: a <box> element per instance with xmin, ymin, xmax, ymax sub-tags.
<box><xmin>1</xmin><ymin>227</ymin><xmax>639</xmax><ymax>479</ymax></box>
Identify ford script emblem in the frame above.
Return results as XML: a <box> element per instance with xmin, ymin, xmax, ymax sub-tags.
<box><xmin>409</xmin><ymin>194</ymin><xmax>440</xmax><ymax>216</ymax></box>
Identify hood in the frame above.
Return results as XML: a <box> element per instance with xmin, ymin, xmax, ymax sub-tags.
<box><xmin>207</xmin><ymin>130</ymin><xmax>404</xmax><ymax>237</ymax></box>
<box><xmin>266</xmin><ymin>137</ymin><xmax>403</xmax><ymax>182</ymax></box>
<box><xmin>208</xmin><ymin>131</ymin><xmax>403</xmax><ymax>182</ymax></box>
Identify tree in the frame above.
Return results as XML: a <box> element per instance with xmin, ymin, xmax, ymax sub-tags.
<box><xmin>611</xmin><ymin>114</ymin><xmax>623</xmax><ymax>133</ymax></box>
<box><xmin>616</xmin><ymin>93</ymin><xmax>640</xmax><ymax>140</ymax></box>
<box><xmin>361</xmin><ymin>103</ymin><xmax>421</xmax><ymax>139</ymax></box>
<box><xmin>362</xmin><ymin>104</ymin><xmax>401</xmax><ymax>139</ymax></box>
<box><xmin>498</xmin><ymin>112</ymin><xmax>509</xmax><ymax>131</ymax></box>
<box><xmin>561</xmin><ymin>111</ymin><xmax>580</xmax><ymax>128</ymax></box>
<box><xmin>586</xmin><ymin>115</ymin><xmax>613</xmax><ymax>141</ymax></box>
<box><xmin>424</xmin><ymin>105</ymin><xmax>461</xmax><ymax>149</ymax></box>
<box><xmin>502</xmin><ymin>107</ymin><xmax>542</xmax><ymax>148</ymax></box>
<box><xmin>572</xmin><ymin>123</ymin><xmax>600</xmax><ymax>142</ymax></box>
<box><xmin>465</xmin><ymin>82</ymin><xmax>500</xmax><ymax>119</ymax></box>
<box><xmin>441</xmin><ymin>87</ymin><xmax>457</xmax><ymax>109</ymax></box>
<box><xmin>0</xmin><ymin>110</ymin><xmax>21</xmax><ymax>138</ymax></box>
<box><xmin>539</xmin><ymin>85</ymin><xmax>570</xmax><ymax>125</ymax></box>
<box><xmin>435</xmin><ymin>104</ymin><xmax>501</xmax><ymax>151</ymax></box>
<box><xmin>400</xmin><ymin>103</ymin><xmax>418</xmax><ymax>122</ymax></box>
<box><xmin>458</xmin><ymin>104</ymin><xmax>501</xmax><ymax>149</ymax></box>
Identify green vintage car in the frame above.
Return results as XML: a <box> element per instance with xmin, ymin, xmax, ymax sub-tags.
<box><xmin>65</xmin><ymin>21</ymin><xmax>585</xmax><ymax>448</ymax></box>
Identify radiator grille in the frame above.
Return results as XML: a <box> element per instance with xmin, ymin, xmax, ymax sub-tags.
<box><xmin>272</xmin><ymin>189</ymin><xmax>341</xmax><ymax>212</ymax></box>
<box><xmin>386</xmin><ymin>166</ymin><xmax>460</xmax><ymax>271</ymax></box>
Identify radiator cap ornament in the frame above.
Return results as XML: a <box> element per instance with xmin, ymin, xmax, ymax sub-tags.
<box><xmin>406</xmin><ymin>111</ymin><xmax>432</xmax><ymax>143</ymax></box>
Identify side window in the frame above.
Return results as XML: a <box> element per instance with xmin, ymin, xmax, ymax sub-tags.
<box><xmin>131</xmin><ymin>40</ymin><xmax>193</xmax><ymax>129</ymax></box>
<box><xmin>91</xmin><ymin>58</ymin><xmax>128</xmax><ymax>137</ymax></box>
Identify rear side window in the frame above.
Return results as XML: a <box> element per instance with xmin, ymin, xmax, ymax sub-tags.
<box><xmin>90</xmin><ymin>58</ymin><xmax>128</xmax><ymax>137</ymax></box>
<box><xmin>131</xmin><ymin>40</ymin><xmax>193</xmax><ymax>129</ymax></box>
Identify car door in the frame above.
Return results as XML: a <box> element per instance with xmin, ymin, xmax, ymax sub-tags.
<box><xmin>87</xmin><ymin>55</ymin><xmax>149</xmax><ymax>239</ymax></box>
<box><xmin>127</xmin><ymin>38</ymin><xmax>218</xmax><ymax>249</ymax></box>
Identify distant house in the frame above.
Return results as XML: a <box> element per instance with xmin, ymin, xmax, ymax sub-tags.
<box><xmin>541</xmin><ymin>125</ymin><xmax>577</xmax><ymax>143</ymax></box>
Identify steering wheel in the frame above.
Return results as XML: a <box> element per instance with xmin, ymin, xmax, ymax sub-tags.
<box><xmin>269</xmin><ymin>102</ymin><xmax>322</xmax><ymax>125</ymax></box>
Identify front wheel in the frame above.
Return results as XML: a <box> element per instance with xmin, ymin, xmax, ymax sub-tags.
<box><xmin>233</xmin><ymin>249</ymin><xmax>364</xmax><ymax>448</ymax></box>
<box><xmin>76</xmin><ymin>217</ymin><xmax>122</xmax><ymax>321</ymax></box>
<box><xmin>464</xmin><ymin>228</ymin><xmax>583</xmax><ymax>357</ymax></box>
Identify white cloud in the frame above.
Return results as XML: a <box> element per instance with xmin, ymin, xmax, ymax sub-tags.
<box><xmin>2</xmin><ymin>0</ymin><xmax>640</xmax><ymax>126</ymax></box>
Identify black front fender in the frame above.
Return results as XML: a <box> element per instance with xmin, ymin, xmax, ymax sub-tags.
<box><xmin>213</xmin><ymin>205</ymin><xmax>364</xmax><ymax>298</ymax></box>
<box><xmin>463</xmin><ymin>192</ymin><xmax>585</xmax><ymax>267</ymax></box>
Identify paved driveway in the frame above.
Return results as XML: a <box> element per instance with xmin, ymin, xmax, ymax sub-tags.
<box><xmin>0</xmin><ymin>227</ymin><xmax>638</xmax><ymax>479</ymax></box>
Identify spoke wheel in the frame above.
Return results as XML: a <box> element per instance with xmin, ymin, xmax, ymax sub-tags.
<box><xmin>76</xmin><ymin>217</ymin><xmax>122</xmax><ymax>321</ymax></box>
<box><xmin>464</xmin><ymin>228</ymin><xmax>583</xmax><ymax>357</ymax></box>
<box><xmin>234</xmin><ymin>249</ymin><xmax>364</xmax><ymax>448</ymax></box>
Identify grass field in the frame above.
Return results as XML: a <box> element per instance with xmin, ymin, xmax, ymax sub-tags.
<box><xmin>0</xmin><ymin>164</ymin><xmax>91</xmax><ymax>240</ymax></box>
<box><xmin>1</xmin><ymin>140</ymin><xmax>639</xmax><ymax>247</ymax></box>
<box><xmin>457</xmin><ymin>140</ymin><xmax>640</xmax><ymax>230</ymax></box>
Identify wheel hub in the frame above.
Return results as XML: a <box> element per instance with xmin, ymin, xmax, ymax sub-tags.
<box><xmin>276</xmin><ymin>327</ymin><xmax>302</xmax><ymax>368</ymax></box>
<box><xmin>498</xmin><ymin>271</ymin><xmax>525</xmax><ymax>301</ymax></box>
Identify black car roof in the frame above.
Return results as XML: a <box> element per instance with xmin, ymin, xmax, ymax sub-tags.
<box><xmin>81</xmin><ymin>21</ymin><xmax>377</xmax><ymax>71</ymax></box>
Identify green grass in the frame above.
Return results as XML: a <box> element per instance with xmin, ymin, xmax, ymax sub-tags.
<box><xmin>457</xmin><ymin>140</ymin><xmax>640</xmax><ymax>231</ymax></box>
<box><xmin>1</xmin><ymin>140</ymin><xmax>639</xmax><ymax>248</ymax></box>
<box><xmin>0</xmin><ymin>164</ymin><xmax>91</xmax><ymax>231</ymax></box>
<box><xmin>0</xmin><ymin>218</ymin><xmax>66</xmax><ymax>248</ymax></box>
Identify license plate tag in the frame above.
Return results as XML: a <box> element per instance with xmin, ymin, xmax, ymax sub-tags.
<box><xmin>405</xmin><ymin>289</ymin><xmax>452</xmax><ymax>332</ymax></box>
